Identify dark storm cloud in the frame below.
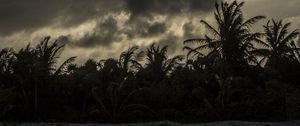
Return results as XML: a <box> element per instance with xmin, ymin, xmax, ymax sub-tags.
<box><xmin>126</xmin><ymin>0</ymin><xmax>222</xmax><ymax>18</ymax></box>
<box><xmin>74</xmin><ymin>16</ymin><xmax>121</xmax><ymax>47</ymax></box>
<box><xmin>0</xmin><ymin>0</ymin><xmax>218</xmax><ymax>34</ymax></box>
<box><xmin>59</xmin><ymin>0</ymin><xmax>125</xmax><ymax>27</ymax></box>
<box><xmin>57</xmin><ymin>35</ymin><xmax>71</xmax><ymax>45</ymax></box>
<box><xmin>146</xmin><ymin>22</ymin><xmax>167</xmax><ymax>37</ymax></box>
<box><xmin>126</xmin><ymin>19</ymin><xmax>167</xmax><ymax>39</ymax></box>
<box><xmin>0</xmin><ymin>0</ymin><xmax>125</xmax><ymax>36</ymax></box>
<box><xmin>0</xmin><ymin>0</ymin><xmax>62</xmax><ymax>35</ymax></box>
<box><xmin>0</xmin><ymin>0</ymin><xmax>219</xmax><ymax>48</ymax></box>
<box><xmin>188</xmin><ymin>0</ymin><xmax>219</xmax><ymax>12</ymax></box>
<box><xmin>126</xmin><ymin>0</ymin><xmax>182</xmax><ymax>18</ymax></box>
<box><xmin>1</xmin><ymin>0</ymin><xmax>299</xmax><ymax>63</ymax></box>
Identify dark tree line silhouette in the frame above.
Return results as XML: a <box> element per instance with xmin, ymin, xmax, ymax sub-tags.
<box><xmin>0</xmin><ymin>0</ymin><xmax>300</xmax><ymax>123</ymax></box>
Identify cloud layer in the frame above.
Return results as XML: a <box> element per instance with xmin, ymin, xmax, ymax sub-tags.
<box><xmin>0</xmin><ymin>0</ymin><xmax>299</xmax><ymax>64</ymax></box>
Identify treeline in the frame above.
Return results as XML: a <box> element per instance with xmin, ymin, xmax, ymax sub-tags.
<box><xmin>0</xmin><ymin>0</ymin><xmax>300</xmax><ymax>123</ymax></box>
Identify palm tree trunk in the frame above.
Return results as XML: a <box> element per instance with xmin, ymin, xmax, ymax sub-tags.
<box><xmin>34</xmin><ymin>82</ymin><xmax>38</xmax><ymax>120</ymax></box>
<box><xmin>34</xmin><ymin>77</ymin><xmax>39</xmax><ymax>121</ymax></box>
<box><xmin>80</xmin><ymin>95</ymin><xmax>87</xmax><ymax>120</ymax></box>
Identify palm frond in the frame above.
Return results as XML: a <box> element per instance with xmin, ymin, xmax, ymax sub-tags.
<box><xmin>184</xmin><ymin>38</ymin><xmax>209</xmax><ymax>45</ymax></box>
<box><xmin>281</xmin><ymin>29</ymin><xmax>299</xmax><ymax>45</ymax></box>
<box><xmin>242</xmin><ymin>16</ymin><xmax>266</xmax><ymax>28</ymax></box>
<box><xmin>251</xmin><ymin>49</ymin><xmax>271</xmax><ymax>57</ymax></box>
<box><xmin>183</xmin><ymin>46</ymin><xmax>205</xmax><ymax>58</ymax></box>
<box><xmin>200</xmin><ymin>20</ymin><xmax>220</xmax><ymax>36</ymax></box>
<box><xmin>54</xmin><ymin>56</ymin><xmax>76</xmax><ymax>75</ymax></box>
<box><xmin>253</xmin><ymin>38</ymin><xmax>271</xmax><ymax>48</ymax></box>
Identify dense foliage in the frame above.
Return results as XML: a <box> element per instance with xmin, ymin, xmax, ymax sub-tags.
<box><xmin>0</xmin><ymin>1</ymin><xmax>299</xmax><ymax>123</ymax></box>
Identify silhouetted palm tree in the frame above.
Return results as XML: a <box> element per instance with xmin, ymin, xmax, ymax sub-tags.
<box><xmin>12</xmin><ymin>44</ymin><xmax>38</xmax><ymax>119</ymax></box>
<box><xmin>12</xmin><ymin>36</ymin><xmax>76</xmax><ymax>120</ymax></box>
<box><xmin>145</xmin><ymin>44</ymin><xmax>183</xmax><ymax>82</ymax></box>
<box><xmin>0</xmin><ymin>85</ymin><xmax>14</xmax><ymax>118</ymax></box>
<box><xmin>92</xmin><ymin>81</ymin><xmax>154</xmax><ymax>122</ymax></box>
<box><xmin>0</xmin><ymin>0</ymin><xmax>300</xmax><ymax>121</ymax></box>
<box><xmin>35</xmin><ymin>36</ymin><xmax>66</xmax><ymax>75</ymax></box>
<box><xmin>13</xmin><ymin>44</ymin><xmax>37</xmax><ymax>77</ymax></box>
<box><xmin>184</xmin><ymin>0</ymin><xmax>265</xmax><ymax>68</ymax></box>
<box><xmin>0</xmin><ymin>48</ymin><xmax>15</xmax><ymax>74</ymax></box>
<box><xmin>0</xmin><ymin>49</ymin><xmax>16</xmax><ymax>117</ymax></box>
<box><xmin>99</xmin><ymin>58</ymin><xmax>122</xmax><ymax>84</ymax></box>
<box><xmin>290</xmin><ymin>41</ymin><xmax>300</xmax><ymax>63</ymax></box>
<box><xmin>54</xmin><ymin>57</ymin><xmax>77</xmax><ymax>76</ymax></box>
<box><xmin>252</xmin><ymin>20</ymin><xmax>300</xmax><ymax>67</ymax></box>
<box><xmin>118</xmin><ymin>46</ymin><xmax>144</xmax><ymax>79</ymax></box>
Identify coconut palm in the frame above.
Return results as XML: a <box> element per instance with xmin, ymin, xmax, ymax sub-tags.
<box><xmin>0</xmin><ymin>49</ymin><xmax>16</xmax><ymax>116</ymax></box>
<box><xmin>54</xmin><ymin>56</ymin><xmax>77</xmax><ymax>75</ymax></box>
<box><xmin>118</xmin><ymin>46</ymin><xmax>144</xmax><ymax>77</ymax></box>
<box><xmin>35</xmin><ymin>36</ymin><xmax>67</xmax><ymax>75</ymax></box>
<box><xmin>184</xmin><ymin>0</ymin><xmax>265</xmax><ymax>67</ymax></box>
<box><xmin>92</xmin><ymin>81</ymin><xmax>154</xmax><ymax>122</ymax></box>
<box><xmin>13</xmin><ymin>44</ymin><xmax>37</xmax><ymax>76</ymax></box>
<box><xmin>145</xmin><ymin>44</ymin><xmax>183</xmax><ymax>77</ymax></box>
<box><xmin>252</xmin><ymin>20</ymin><xmax>300</xmax><ymax>67</ymax></box>
<box><xmin>96</xmin><ymin>46</ymin><xmax>144</xmax><ymax>83</ymax></box>
<box><xmin>0</xmin><ymin>85</ymin><xmax>14</xmax><ymax>118</ymax></box>
<box><xmin>290</xmin><ymin>41</ymin><xmax>300</xmax><ymax>63</ymax></box>
<box><xmin>12</xmin><ymin>36</ymin><xmax>76</xmax><ymax>120</ymax></box>
<box><xmin>98</xmin><ymin>58</ymin><xmax>122</xmax><ymax>84</ymax></box>
<box><xmin>0</xmin><ymin>48</ymin><xmax>15</xmax><ymax>74</ymax></box>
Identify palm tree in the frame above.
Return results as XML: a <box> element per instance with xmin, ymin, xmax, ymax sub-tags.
<box><xmin>54</xmin><ymin>57</ymin><xmax>76</xmax><ymax>75</ymax></box>
<box><xmin>13</xmin><ymin>36</ymin><xmax>76</xmax><ymax>120</ymax></box>
<box><xmin>252</xmin><ymin>20</ymin><xmax>300</xmax><ymax>67</ymax></box>
<box><xmin>0</xmin><ymin>49</ymin><xmax>16</xmax><ymax>117</ymax></box>
<box><xmin>92</xmin><ymin>81</ymin><xmax>154</xmax><ymax>122</ymax></box>
<box><xmin>13</xmin><ymin>44</ymin><xmax>37</xmax><ymax>76</ymax></box>
<box><xmin>98</xmin><ymin>58</ymin><xmax>122</xmax><ymax>84</ymax></box>
<box><xmin>35</xmin><ymin>36</ymin><xmax>76</xmax><ymax>76</ymax></box>
<box><xmin>0</xmin><ymin>48</ymin><xmax>15</xmax><ymax>75</ymax></box>
<box><xmin>118</xmin><ymin>46</ymin><xmax>144</xmax><ymax>79</ymax></box>
<box><xmin>184</xmin><ymin>0</ymin><xmax>265</xmax><ymax>68</ymax></box>
<box><xmin>290</xmin><ymin>40</ymin><xmax>300</xmax><ymax>63</ymax></box>
<box><xmin>145</xmin><ymin>44</ymin><xmax>183</xmax><ymax>79</ymax></box>
<box><xmin>135</xmin><ymin>44</ymin><xmax>183</xmax><ymax>87</ymax></box>
<box><xmin>0</xmin><ymin>85</ymin><xmax>14</xmax><ymax>118</ymax></box>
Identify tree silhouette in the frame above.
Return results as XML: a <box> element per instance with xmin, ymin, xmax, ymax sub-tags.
<box><xmin>9</xmin><ymin>37</ymin><xmax>77</xmax><ymax>120</ymax></box>
<box><xmin>0</xmin><ymin>48</ymin><xmax>15</xmax><ymax>75</ymax></box>
<box><xmin>0</xmin><ymin>0</ymin><xmax>300</xmax><ymax>122</ymax></box>
<box><xmin>141</xmin><ymin>44</ymin><xmax>183</xmax><ymax>86</ymax></box>
<box><xmin>252</xmin><ymin>19</ymin><xmax>300</xmax><ymax>67</ymax></box>
<box><xmin>118</xmin><ymin>46</ymin><xmax>144</xmax><ymax>79</ymax></box>
<box><xmin>0</xmin><ymin>85</ymin><xmax>14</xmax><ymax>118</ymax></box>
<box><xmin>184</xmin><ymin>0</ymin><xmax>265</xmax><ymax>71</ymax></box>
<box><xmin>92</xmin><ymin>81</ymin><xmax>154</xmax><ymax>122</ymax></box>
<box><xmin>35</xmin><ymin>36</ymin><xmax>77</xmax><ymax>76</ymax></box>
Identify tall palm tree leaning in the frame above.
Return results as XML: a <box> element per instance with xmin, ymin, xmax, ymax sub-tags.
<box><xmin>184</xmin><ymin>0</ymin><xmax>265</xmax><ymax>71</ymax></box>
<box><xmin>252</xmin><ymin>19</ymin><xmax>300</xmax><ymax>67</ymax></box>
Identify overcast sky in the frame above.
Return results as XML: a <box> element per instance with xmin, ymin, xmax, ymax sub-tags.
<box><xmin>0</xmin><ymin>0</ymin><xmax>299</xmax><ymax>64</ymax></box>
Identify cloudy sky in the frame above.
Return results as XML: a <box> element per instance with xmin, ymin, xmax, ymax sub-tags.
<box><xmin>0</xmin><ymin>0</ymin><xmax>299</xmax><ymax>64</ymax></box>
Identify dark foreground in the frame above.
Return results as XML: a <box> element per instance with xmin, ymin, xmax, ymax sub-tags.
<box><xmin>1</xmin><ymin>0</ymin><xmax>300</xmax><ymax>123</ymax></box>
<box><xmin>1</xmin><ymin>121</ymin><xmax>300</xmax><ymax>126</ymax></box>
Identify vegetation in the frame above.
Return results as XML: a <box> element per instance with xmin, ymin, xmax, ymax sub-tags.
<box><xmin>0</xmin><ymin>0</ymin><xmax>299</xmax><ymax>123</ymax></box>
